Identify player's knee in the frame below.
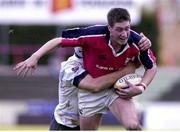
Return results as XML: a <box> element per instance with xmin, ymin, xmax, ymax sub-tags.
<box><xmin>125</xmin><ymin>121</ymin><xmax>141</xmax><ymax>130</ymax></box>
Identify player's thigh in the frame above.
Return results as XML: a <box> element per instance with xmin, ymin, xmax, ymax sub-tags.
<box><xmin>80</xmin><ymin>114</ymin><xmax>102</xmax><ymax>130</ymax></box>
<box><xmin>109</xmin><ymin>97</ymin><xmax>139</xmax><ymax>126</ymax></box>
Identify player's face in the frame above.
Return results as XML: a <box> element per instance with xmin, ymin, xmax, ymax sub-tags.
<box><xmin>108</xmin><ymin>21</ymin><xmax>130</xmax><ymax>46</ymax></box>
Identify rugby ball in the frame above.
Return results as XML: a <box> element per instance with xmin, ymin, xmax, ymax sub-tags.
<box><xmin>114</xmin><ymin>73</ymin><xmax>142</xmax><ymax>89</ymax></box>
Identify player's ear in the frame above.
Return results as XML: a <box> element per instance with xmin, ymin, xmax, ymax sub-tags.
<box><xmin>108</xmin><ymin>25</ymin><xmax>113</xmax><ymax>32</ymax></box>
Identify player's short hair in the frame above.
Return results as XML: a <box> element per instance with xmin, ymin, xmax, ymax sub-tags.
<box><xmin>107</xmin><ymin>8</ymin><xmax>131</xmax><ymax>27</ymax></box>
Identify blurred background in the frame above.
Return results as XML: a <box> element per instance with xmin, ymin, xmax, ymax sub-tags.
<box><xmin>0</xmin><ymin>0</ymin><xmax>180</xmax><ymax>130</ymax></box>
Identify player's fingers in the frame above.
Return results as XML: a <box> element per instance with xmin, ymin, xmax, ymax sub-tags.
<box><xmin>29</xmin><ymin>66</ymin><xmax>36</xmax><ymax>76</ymax></box>
<box><xmin>117</xmin><ymin>88</ymin><xmax>129</xmax><ymax>93</ymax></box>
<box><xmin>21</xmin><ymin>67</ymin><xmax>30</xmax><ymax>77</ymax></box>
<box><xmin>125</xmin><ymin>80</ymin><xmax>134</xmax><ymax>87</ymax></box>
<box><xmin>22</xmin><ymin>63</ymin><xmax>37</xmax><ymax>76</ymax></box>
<box><xmin>139</xmin><ymin>37</ymin><xmax>147</xmax><ymax>47</ymax></box>
<box><xmin>15</xmin><ymin>65</ymin><xmax>23</xmax><ymax>75</ymax></box>
<box><xmin>140</xmin><ymin>32</ymin><xmax>144</xmax><ymax>37</ymax></box>
<box><xmin>16</xmin><ymin>64</ymin><xmax>27</xmax><ymax>76</ymax></box>
<box><xmin>139</xmin><ymin>33</ymin><xmax>146</xmax><ymax>44</ymax></box>
<box><xmin>116</xmin><ymin>88</ymin><xmax>133</xmax><ymax>99</ymax></box>
<box><xmin>16</xmin><ymin>68</ymin><xmax>24</xmax><ymax>76</ymax></box>
<box><xmin>13</xmin><ymin>62</ymin><xmax>24</xmax><ymax>71</ymax></box>
<box><xmin>139</xmin><ymin>44</ymin><xmax>149</xmax><ymax>51</ymax></box>
<box><xmin>140</xmin><ymin>39</ymin><xmax>151</xmax><ymax>50</ymax></box>
<box><xmin>139</xmin><ymin>44</ymin><xmax>147</xmax><ymax>51</ymax></box>
<box><xmin>116</xmin><ymin>90</ymin><xmax>128</xmax><ymax>96</ymax></box>
<box><xmin>29</xmin><ymin>68</ymin><xmax>33</xmax><ymax>76</ymax></box>
<box><xmin>139</xmin><ymin>34</ymin><xmax>151</xmax><ymax>47</ymax></box>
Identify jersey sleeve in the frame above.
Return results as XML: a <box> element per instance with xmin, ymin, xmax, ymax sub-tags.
<box><xmin>62</xmin><ymin>25</ymin><xmax>108</xmax><ymax>38</ymax></box>
<box><xmin>60</xmin><ymin>29</ymin><xmax>87</xmax><ymax>47</ymax></box>
<box><xmin>61</xmin><ymin>37</ymin><xmax>85</xmax><ymax>47</ymax></box>
<box><xmin>60</xmin><ymin>58</ymin><xmax>87</xmax><ymax>87</ymax></box>
<box><xmin>129</xmin><ymin>30</ymin><xmax>142</xmax><ymax>45</ymax></box>
<box><xmin>73</xmin><ymin>71</ymin><xmax>88</xmax><ymax>87</ymax></box>
<box><xmin>139</xmin><ymin>49</ymin><xmax>156</xmax><ymax>69</ymax></box>
<box><xmin>61</xmin><ymin>27</ymin><xmax>87</xmax><ymax>47</ymax></box>
<box><xmin>130</xmin><ymin>30</ymin><xmax>156</xmax><ymax>69</ymax></box>
<box><xmin>62</xmin><ymin>28</ymin><xmax>86</xmax><ymax>38</ymax></box>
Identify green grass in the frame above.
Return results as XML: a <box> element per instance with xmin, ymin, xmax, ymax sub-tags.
<box><xmin>0</xmin><ymin>125</ymin><xmax>48</xmax><ymax>130</ymax></box>
<box><xmin>99</xmin><ymin>125</ymin><xmax>124</xmax><ymax>130</ymax></box>
<box><xmin>0</xmin><ymin>125</ymin><xmax>124</xmax><ymax>131</ymax></box>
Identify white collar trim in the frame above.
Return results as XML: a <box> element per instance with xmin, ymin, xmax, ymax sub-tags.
<box><xmin>108</xmin><ymin>40</ymin><xmax>130</xmax><ymax>57</ymax></box>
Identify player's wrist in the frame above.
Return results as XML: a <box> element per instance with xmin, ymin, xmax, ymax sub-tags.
<box><xmin>136</xmin><ymin>82</ymin><xmax>147</xmax><ymax>93</ymax></box>
<box><xmin>137</xmin><ymin>85</ymin><xmax>145</xmax><ymax>93</ymax></box>
<box><xmin>32</xmin><ymin>53</ymin><xmax>41</xmax><ymax>60</ymax></box>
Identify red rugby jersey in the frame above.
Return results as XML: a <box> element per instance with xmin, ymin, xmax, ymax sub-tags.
<box><xmin>61</xmin><ymin>35</ymin><xmax>140</xmax><ymax>77</ymax></box>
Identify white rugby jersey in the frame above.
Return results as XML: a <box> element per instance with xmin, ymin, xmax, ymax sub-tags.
<box><xmin>54</xmin><ymin>54</ymin><xmax>85</xmax><ymax>128</ymax></box>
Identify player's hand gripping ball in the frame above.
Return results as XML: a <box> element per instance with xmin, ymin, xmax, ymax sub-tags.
<box><xmin>114</xmin><ymin>73</ymin><xmax>142</xmax><ymax>89</ymax></box>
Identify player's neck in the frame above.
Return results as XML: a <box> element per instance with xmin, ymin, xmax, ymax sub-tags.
<box><xmin>111</xmin><ymin>41</ymin><xmax>122</xmax><ymax>53</ymax></box>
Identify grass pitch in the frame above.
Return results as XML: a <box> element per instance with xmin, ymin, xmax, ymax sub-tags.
<box><xmin>0</xmin><ymin>125</ymin><xmax>124</xmax><ymax>131</ymax></box>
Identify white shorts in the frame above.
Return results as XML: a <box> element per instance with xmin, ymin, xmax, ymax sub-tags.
<box><xmin>78</xmin><ymin>88</ymin><xmax>119</xmax><ymax>117</ymax></box>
